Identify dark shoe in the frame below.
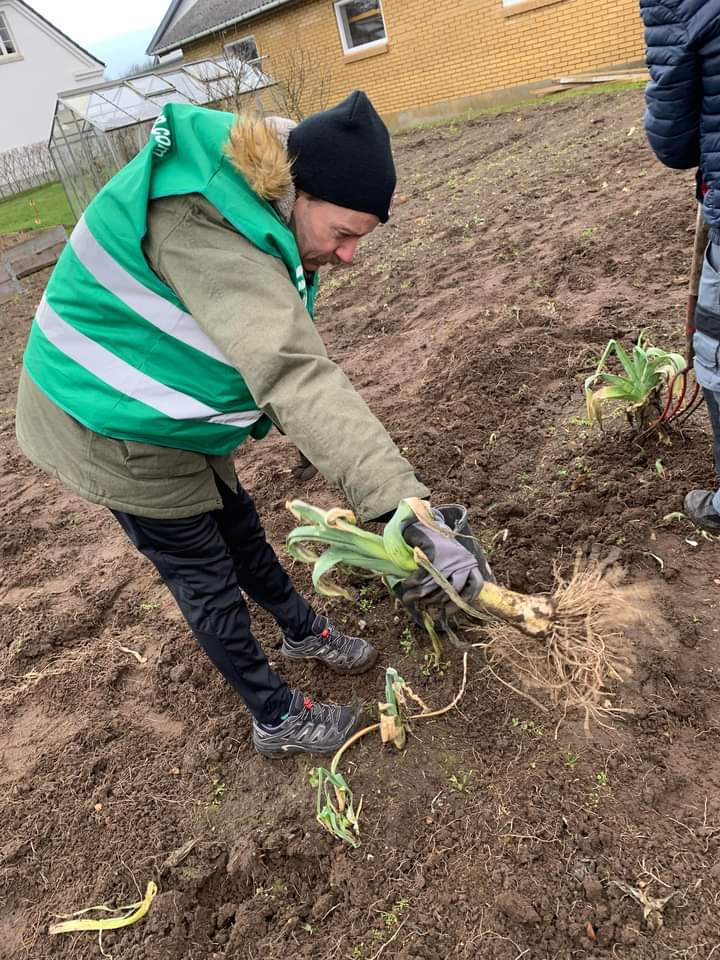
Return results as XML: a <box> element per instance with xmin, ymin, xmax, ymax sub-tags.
<box><xmin>281</xmin><ymin>615</ymin><xmax>378</xmax><ymax>674</ymax></box>
<box><xmin>685</xmin><ymin>490</ymin><xmax>720</xmax><ymax>534</ymax></box>
<box><xmin>290</xmin><ymin>450</ymin><xmax>318</xmax><ymax>482</ymax></box>
<box><xmin>253</xmin><ymin>690</ymin><xmax>364</xmax><ymax>757</ymax></box>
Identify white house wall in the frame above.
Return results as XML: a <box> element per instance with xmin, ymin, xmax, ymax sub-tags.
<box><xmin>0</xmin><ymin>1</ymin><xmax>104</xmax><ymax>152</ymax></box>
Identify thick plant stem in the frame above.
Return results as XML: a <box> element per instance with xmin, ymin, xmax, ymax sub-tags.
<box><xmin>414</xmin><ymin>550</ymin><xmax>555</xmax><ymax>639</ymax></box>
<box><xmin>472</xmin><ymin>582</ymin><xmax>555</xmax><ymax>638</ymax></box>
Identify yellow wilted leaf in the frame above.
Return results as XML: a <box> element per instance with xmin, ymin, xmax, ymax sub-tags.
<box><xmin>48</xmin><ymin>881</ymin><xmax>157</xmax><ymax>935</ymax></box>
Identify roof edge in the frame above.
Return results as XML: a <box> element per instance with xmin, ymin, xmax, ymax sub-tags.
<box><xmin>145</xmin><ymin>0</ymin><xmax>184</xmax><ymax>57</ymax></box>
<box><xmin>147</xmin><ymin>0</ymin><xmax>294</xmax><ymax>56</ymax></box>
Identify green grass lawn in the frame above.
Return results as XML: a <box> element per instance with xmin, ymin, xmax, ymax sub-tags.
<box><xmin>0</xmin><ymin>181</ymin><xmax>75</xmax><ymax>235</ymax></box>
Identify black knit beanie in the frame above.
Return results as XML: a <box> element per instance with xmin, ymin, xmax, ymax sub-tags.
<box><xmin>287</xmin><ymin>90</ymin><xmax>396</xmax><ymax>223</ymax></box>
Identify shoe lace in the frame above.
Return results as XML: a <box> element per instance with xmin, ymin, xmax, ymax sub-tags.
<box><xmin>300</xmin><ymin>695</ymin><xmax>340</xmax><ymax>727</ymax></box>
<box><xmin>319</xmin><ymin>623</ymin><xmax>356</xmax><ymax>657</ymax></box>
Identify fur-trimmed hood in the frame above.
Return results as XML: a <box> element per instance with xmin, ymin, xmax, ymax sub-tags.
<box><xmin>225</xmin><ymin>114</ymin><xmax>297</xmax><ymax>224</ymax></box>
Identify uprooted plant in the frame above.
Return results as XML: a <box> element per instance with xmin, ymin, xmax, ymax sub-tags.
<box><xmin>287</xmin><ymin>499</ymin><xmax>650</xmax><ymax>731</ymax></box>
<box><xmin>584</xmin><ymin>332</ymin><xmax>691</xmax><ymax>432</ymax></box>
<box><xmin>310</xmin><ymin>658</ymin><xmax>468</xmax><ymax>847</ymax></box>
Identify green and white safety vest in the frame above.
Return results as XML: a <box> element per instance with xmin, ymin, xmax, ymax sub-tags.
<box><xmin>23</xmin><ymin>103</ymin><xmax>318</xmax><ymax>455</ymax></box>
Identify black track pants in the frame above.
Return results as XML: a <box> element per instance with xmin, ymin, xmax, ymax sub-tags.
<box><xmin>111</xmin><ymin>476</ymin><xmax>315</xmax><ymax>724</ymax></box>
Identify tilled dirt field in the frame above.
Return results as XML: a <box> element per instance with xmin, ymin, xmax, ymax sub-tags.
<box><xmin>2</xmin><ymin>88</ymin><xmax>720</xmax><ymax>960</ymax></box>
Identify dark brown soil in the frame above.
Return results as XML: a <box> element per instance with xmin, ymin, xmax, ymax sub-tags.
<box><xmin>3</xmin><ymin>88</ymin><xmax>720</xmax><ymax>960</ymax></box>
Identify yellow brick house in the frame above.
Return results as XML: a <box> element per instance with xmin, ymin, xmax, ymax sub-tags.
<box><xmin>147</xmin><ymin>0</ymin><xmax>646</xmax><ymax>129</ymax></box>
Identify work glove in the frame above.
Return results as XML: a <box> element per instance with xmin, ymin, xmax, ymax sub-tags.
<box><xmin>394</xmin><ymin>504</ymin><xmax>494</xmax><ymax>611</ymax></box>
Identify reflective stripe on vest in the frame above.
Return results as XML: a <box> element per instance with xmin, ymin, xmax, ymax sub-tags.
<box><xmin>35</xmin><ymin>293</ymin><xmax>263</xmax><ymax>430</ymax></box>
<box><xmin>22</xmin><ymin>104</ymin><xmax>306</xmax><ymax>454</ymax></box>
<box><xmin>70</xmin><ymin>215</ymin><xmax>233</xmax><ymax>367</ymax></box>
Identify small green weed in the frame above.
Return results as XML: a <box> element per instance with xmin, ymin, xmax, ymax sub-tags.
<box><xmin>381</xmin><ymin>898</ymin><xmax>410</xmax><ymax>927</ymax></box>
<box><xmin>399</xmin><ymin>627</ymin><xmax>415</xmax><ymax>653</ymax></box>
<box><xmin>448</xmin><ymin>770</ymin><xmax>475</xmax><ymax>793</ymax></box>
<box><xmin>256</xmin><ymin>877</ymin><xmax>288</xmax><ymax>897</ymax></box>
<box><xmin>511</xmin><ymin>717</ymin><xmax>543</xmax><ymax>737</ymax></box>
<box><xmin>589</xmin><ymin>768</ymin><xmax>611</xmax><ymax>806</ymax></box>
<box><xmin>358</xmin><ymin>586</ymin><xmax>374</xmax><ymax>613</ymax></box>
<box><xmin>422</xmin><ymin>652</ymin><xmax>449</xmax><ymax>676</ymax></box>
<box><xmin>210</xmin><ymin>776</ymin><xmax>225</xmax><ymax>808</ymax></box>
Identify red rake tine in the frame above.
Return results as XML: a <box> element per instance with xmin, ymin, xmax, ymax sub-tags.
<box><xmin>665</xmin><ymin>368</ymin><xmax>689</xmax><ymax>420</ymax></box>
<box><xmin>639</xmin><ymin>368</ymin><xmax>696</xmax><ymax>436</ymax></box>
<box><xmin>666</xmin><ymin>380</ymin><xmax>702</xmax><ymax>426</ymax></box>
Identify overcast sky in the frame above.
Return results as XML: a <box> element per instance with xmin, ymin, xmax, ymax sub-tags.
<box><xmin>31</xmin><ymin>0</ymin><xmax>172</xmax><ymax>45</ymax></box>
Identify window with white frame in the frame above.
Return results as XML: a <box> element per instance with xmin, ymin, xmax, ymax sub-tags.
<box><xmin>224</xmin><ymin>35</ymin><xmax>259</xmax><ymax>63</ymax></box>
<box><xmin>0</xmin><ymin>12</ymin><xmax>19</xmax><ymax>58</ymax></box>
<box><xmin>334</xmin><ymin>1</ymin><xmax>387</xmax><ymax>54</ymax></box>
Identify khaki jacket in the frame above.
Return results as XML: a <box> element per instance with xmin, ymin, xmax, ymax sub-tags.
<box><xmin>16</xmin><ymin>122</ymin><xmax>428</xmax><ymax>520</ymax></box>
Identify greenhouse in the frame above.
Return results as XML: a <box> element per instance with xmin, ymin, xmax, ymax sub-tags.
<box><xmin>48</xmin><ymin>56</ymin><xmax>274</xmax><ymax>219</ymax></box>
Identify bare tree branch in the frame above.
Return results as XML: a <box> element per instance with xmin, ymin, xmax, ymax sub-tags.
<box><xmin>0</xmin><ymin>142</ymin><xmax>56</xmax><ymax>198</ymax></box>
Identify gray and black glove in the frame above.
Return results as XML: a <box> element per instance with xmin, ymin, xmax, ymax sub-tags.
<box><xmin>394</xmin><ymin>504</ymin><xmax>494</xmax><ymax>609</ymax></box>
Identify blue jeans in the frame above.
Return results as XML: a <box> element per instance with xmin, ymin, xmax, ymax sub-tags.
<box><xmin>694</xmin><ymin>240</ymin><xmax>720</xmax><ymax>512</ymax></box>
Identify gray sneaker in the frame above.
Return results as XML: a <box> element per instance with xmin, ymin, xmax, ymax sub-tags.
<box><xmin>685</xmin><ymin>490</ymin><xmax>720</xmax><ymax>534</ymax></box>
<box><xmin>253</xmin><ymin>690</ymin><xmax>364</xmax><ymax>758</ymax></box>
<box><xmin>281</xmin><ymin>616</ymin><xmax>378</xmax><ymax>674</ymax></box>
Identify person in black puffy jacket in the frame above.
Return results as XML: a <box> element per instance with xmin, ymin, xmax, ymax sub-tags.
<box><xmin>641</xmin><ymin>0</ymin><xmax>720</xmax><ymax>531</ymax></box>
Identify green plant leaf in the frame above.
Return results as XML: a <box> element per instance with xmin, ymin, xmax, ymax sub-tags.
<box><xmin>612</xmin><ymin>339</ymin><xmax>643</xmax><ymax>388</ymax></box>
<box><xmin>586</xmin><ymin>383</ymin><xmax>637</xmax><ymax>426</ymax></box>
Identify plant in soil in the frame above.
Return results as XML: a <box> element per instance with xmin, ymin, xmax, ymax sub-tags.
<box><xmin>584</xmin><ymin>331</ymin><xmax>685</xmax><ymax>431</ymax></box>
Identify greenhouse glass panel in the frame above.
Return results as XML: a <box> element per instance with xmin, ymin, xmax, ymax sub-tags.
<box><xmin>48</xmin><ymin>56</ymin><xmax>276</xmax><ymax>220</ymax></box>
<box><xmin>184</xmin><ymin>61</ymin><xmax>231</xmax><ymax>82</ymax></box>
<box><xmin>127</xmin><ymin>74</ymin><xmax>175</xmax><ymax>96</ymax></box>
<box><xmin>163</xmin><ymin>71</ymin><xmax>208</xmax><ymax>102</ymax></box>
